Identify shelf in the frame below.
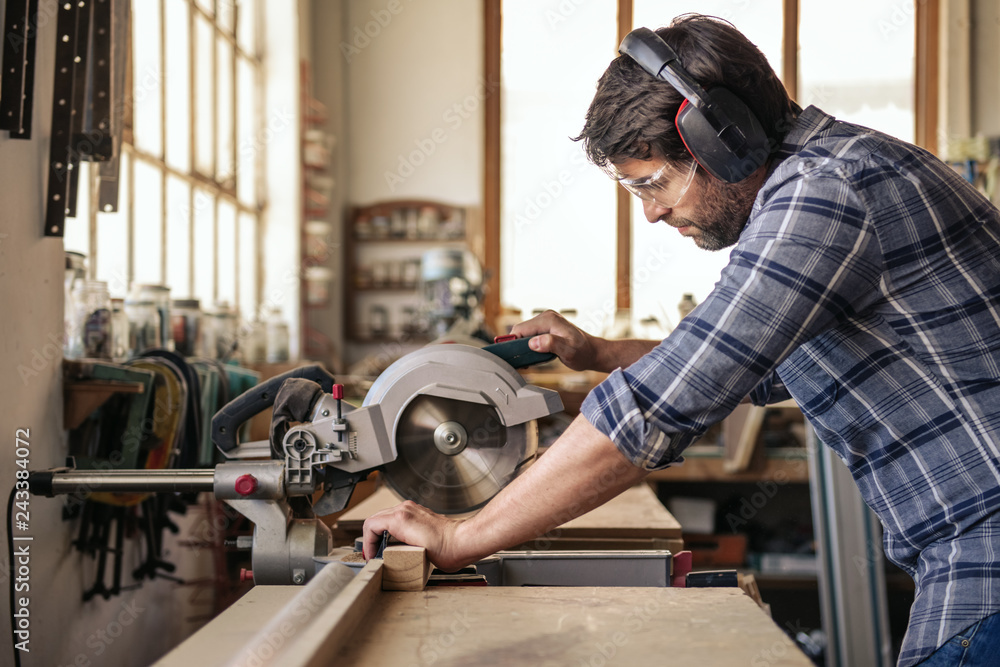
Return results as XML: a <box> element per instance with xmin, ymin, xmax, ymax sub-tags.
<box><xmin>348</xmin><ymin>334</ymin><xmax>431</xmax><ymax>345</ymax></box>
<box><xmin>353</xmin><ymin>235</ymin><xmax>466</xmax><ymax>244</ymax></box>
<box><xmin>64</xmin><ymin>379</ymin><xmax>146</xmax><ymax>430</ymax></box>
<box><xmin>344</xmin><ymin>200</ymin><xmax>483</xmax><ymax>346</ymax></box>
<box><xmin>352</xmin><ymin>284</ymin><xmax>420</xmax><ymax>292</ymax></box>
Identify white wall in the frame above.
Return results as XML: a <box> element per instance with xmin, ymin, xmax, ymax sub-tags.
<box><xmin>343</xmin><ymin>0</ymin><xmax>484</xmax><ymax>206</ymax></box>
<box><xmin>0</xmin><ymin>9</ymin><xmax>216</xmax><ymax>667</ymax></box>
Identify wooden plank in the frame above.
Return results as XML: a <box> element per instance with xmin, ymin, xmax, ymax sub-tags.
<box><xmin>334</xmin><ymin>587</ymin><xmax>813</xmax><ymax>666</ymax></box>
<box><xmin>156</xmin><ymin>561</ymin><xmax>384</xmax><ymax>667</ymax></box>
<box><xmin>511</xmin><ymin>536</ymin><xmax>684</xmax><ymax>553</ymax></box>
<box><xmin>648</xmin><ymin>454</ymin><xmax>810</xmax><ymax>484</ymax></box>
<box><xmin>724</xmin><ymin>404</ymin><xmax>766</xmax><ymax>473</ymax></box>
<box><xmin>335</xmin><ymin>483</ymin><xmax>682</xmax><ymax>540</ymax></box>
<box><xmin>554</xmin><ymin>483</ymin><xmax>681</xmax><ymax>538</ymax></box>
<box><xmin>382</xmin><ymin>545</ymin><xmax>432</xmax><ymax>591</ymax></box>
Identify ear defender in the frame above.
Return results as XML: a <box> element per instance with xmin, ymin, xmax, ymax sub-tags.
<box><xmin>619</xmin><ymin>27</ymin><xmax>770</xmax><ymax>183</ymax></box>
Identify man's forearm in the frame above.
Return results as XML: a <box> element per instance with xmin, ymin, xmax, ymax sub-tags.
<box><xmin>593</xmin><ymin>338</ymin><xmax>660</xmax><ymax>373</ymax></box>
<box><xmin>451</xmin><ymin>414</ymin><xmax>649</xmax><ymax>564</ymax></box>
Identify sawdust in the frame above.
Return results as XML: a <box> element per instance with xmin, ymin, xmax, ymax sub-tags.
<box><xmin>340</xmin><ymin>551</ymin><xmax>366</xmax><ymax>562</ymax></box>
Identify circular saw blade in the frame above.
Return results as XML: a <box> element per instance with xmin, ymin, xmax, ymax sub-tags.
<box><xmin>382</xmin><ymin>395</ymin><xmax>536</xmax><ymax>514</ymax></box>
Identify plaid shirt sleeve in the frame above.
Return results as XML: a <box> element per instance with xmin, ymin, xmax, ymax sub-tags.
<box><xmin>581</xmin><ymin>162</ymin><xmax>884</xmax><ymax>470</ymax></box>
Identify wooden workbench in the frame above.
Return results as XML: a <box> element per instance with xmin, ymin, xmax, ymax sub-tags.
<box><xmin>334</xmin><ymin>482</ymin><xmax>684</xmax><ymax>553</ymax></box>
<box><xmin>156</xmin><ymin>559</ymin><xmax>811</xmax><ymax>667</ymax></box>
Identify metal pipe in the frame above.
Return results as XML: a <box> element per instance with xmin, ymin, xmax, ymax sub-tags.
<box><xmin>45</xmin><ymin>469</ymin><xmax>216</xmax><ymax>495</ymax></box>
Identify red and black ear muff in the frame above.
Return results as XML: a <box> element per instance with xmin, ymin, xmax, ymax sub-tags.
<box><xmin>621</xmin><ymin>27</ymin><xmax>770</xmax><ymax>183</ymax></box>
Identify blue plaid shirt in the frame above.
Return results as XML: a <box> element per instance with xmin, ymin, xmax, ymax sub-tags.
<box><xmin>582</xmin><ymin>106</ymin><xmax>1000</xmax><ymax>665</ymax></box>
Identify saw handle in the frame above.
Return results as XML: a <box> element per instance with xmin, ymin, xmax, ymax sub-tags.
<box><xmin>483</xmin><ymin>335</ymin><xmax>556</xmax><ymax>369</ymax></box>
<box><xmin>211</xmin><ymin>364</ymin><xmax>336</xmax><ymax>453</ymax></box>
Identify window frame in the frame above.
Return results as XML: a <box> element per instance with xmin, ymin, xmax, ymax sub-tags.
<box><xmin>483</xmin><ymin>0</ymin><xmax>939</xmax><ymax>327</ymax></box>
<box><xmin>74</xmin><ymin>0</ymin><xmax>265</xmax><ymax>322</ymax></box>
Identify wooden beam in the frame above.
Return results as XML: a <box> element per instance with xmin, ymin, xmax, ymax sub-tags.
<box><xmin>782</xmin><ymin>0</ymin><xmax>798</xmax><ymax>101</ymax></box>
<box><xmin>915</xmin><ymin>0</ymin><xmax>940</xmax><ymax>154</ymax></box>
<box><xmin>616</xmin><ymin>0</ymin><xmax>633</xmax><ymax>312</ymax></box>
<box><xmin>382</xmin><ymin>546</ymin><xmax>433</xmax><ymax>591</ymax></box>
<box><xmin>482</xmin><ymin>0</ymin><xmax>502</xmax><ymax>331</ymax></box>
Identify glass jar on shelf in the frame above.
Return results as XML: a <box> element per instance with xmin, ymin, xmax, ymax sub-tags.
<box><xmin>201</xmin><ymin>303</ymin><xmax>239</xmax><ymax>362</ymax></box>
<box><xmin>265</xmin><ymin>308</ymin><xmax>290</xmax><ymax>363</ymax></box>
<box><xmin>74</xmin><ymin>280</ymin><xmax>112</xmax><ymax>359</ymax></box>
<box><xmin>171</xmin><ymin>298</ymin><xmax>202</xmax><ymax>357</ymax></box>
<box><xmin>131</xmin><ymin>284</ymin><xmax>173</xmax><ymax>351</ymax></box>
<box><xmin>110</xmin><ymin>298</ymin><xmax>129</xmax><ymax>362</ymax></box>
<box><xmin>124</xmin><ymin>297</ymin><xmax>161</xmax><ymax>356</ymax></box>
<box><xmin>63</xmin><ymin>251</ymin><xmax>87</xmax><ymax>360</ymax></box>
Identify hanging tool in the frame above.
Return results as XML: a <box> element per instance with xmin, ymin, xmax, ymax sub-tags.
<box><xmin>44</xmin><ymin>0</ymin><xmax>124</xmax><ymax>236</ymax></box>
<box><xmin>0</xmin><ymin>0</ymin><xmax>39</xmax><ymax>138</ymax></box>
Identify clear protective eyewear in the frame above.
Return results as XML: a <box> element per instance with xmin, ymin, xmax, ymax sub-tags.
<box><xmin>608</xmin><ymin>159</ymin><xmax>698</xmax><ymax>209</ymax></box>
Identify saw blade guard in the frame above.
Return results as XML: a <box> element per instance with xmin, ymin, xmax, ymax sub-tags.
<box><xmin>363</xmin><ymin>345</ymin><xmax>563</xmax><ymax>514</ymax></box>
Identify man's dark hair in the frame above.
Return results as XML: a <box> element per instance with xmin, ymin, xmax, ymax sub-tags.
<box><xmin>574</xmin><ymin>14</ymin><xmax>795</xmax><ymax>168</ymax></box>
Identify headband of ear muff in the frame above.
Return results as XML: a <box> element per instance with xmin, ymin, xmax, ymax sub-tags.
<box><xmin>619</xmin><ymin>27</ymin><xmax>770</xmax><ymax>183</ymax></box>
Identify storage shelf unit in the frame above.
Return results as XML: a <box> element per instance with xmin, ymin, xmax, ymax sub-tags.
<box><xmin>343</xmin><ymin>200</ymin><xmax>482</xmax><ymax>344</ymax></box>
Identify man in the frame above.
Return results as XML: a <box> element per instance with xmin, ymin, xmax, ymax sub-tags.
<box><xmin>363</xmin><ymin>14</ymin><xmax>1000</xmax><ymax>665</ymax></box>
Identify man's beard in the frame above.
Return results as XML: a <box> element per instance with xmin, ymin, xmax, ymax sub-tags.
<box><xmin>673</xmin><ymin>174</ymin><xmax>760</xmax><ymax>251</ymax></box>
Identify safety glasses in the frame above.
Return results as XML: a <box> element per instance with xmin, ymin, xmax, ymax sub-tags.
<box><xmin>606</xmin><ymin>159</ymin><xmax>698</xmax><ymax>209</ymax></box>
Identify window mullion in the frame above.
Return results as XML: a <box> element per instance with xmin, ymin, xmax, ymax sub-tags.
<box><xmin>616</xmin><ymin>0</ymin><xmax>633</xmax><ymax>313</ymax></box>
<box><xmin>188</xmin><ymin>0</ymin><xmax>197</xmax><ymax>294</ymax></box>
<box><xmin>160</xmin><ymin>0</ymin><xmax>168</xmax><ymax>284</ymax></box>
<box><xmin>782</xmin><ymin>0</ymin><xmax>799</xmax><ymax>101</ymax></box>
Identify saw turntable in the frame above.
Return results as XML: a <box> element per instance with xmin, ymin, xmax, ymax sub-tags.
<box><xmin>29</xmin><ymin>338</ymin><xmax>562</xmax><ymax>585</ymax></box>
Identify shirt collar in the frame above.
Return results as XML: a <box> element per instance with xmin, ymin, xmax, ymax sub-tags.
<box><xmin>764</xmin><ymin>105</ymin><xmax>835</xmax><ymax>181</ymax></box>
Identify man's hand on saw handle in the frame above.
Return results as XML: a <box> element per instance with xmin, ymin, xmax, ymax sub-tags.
<box><xmin>510</xmin><ymin>309</ymin><xmax>660</xmax><ymax>373</ymax></box>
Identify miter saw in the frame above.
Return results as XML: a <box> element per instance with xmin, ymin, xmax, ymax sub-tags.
<box><xmin>29</xmin><ymin>339</ymin><xmax>562</xmax><ymax>586</ymax></box>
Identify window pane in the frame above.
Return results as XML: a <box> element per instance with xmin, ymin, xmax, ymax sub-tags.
<box><xmin>194</xmin><ymin>13</ymin><xmax>215</xmax><ymax>174</ymax></box>
<box><xmin>238</xmin><ymin>212</ymin><xmax>258</xmax><ymax>320</ymax></box>
<box><xmin>217</xmin><ymin>199</ymin><xmax>237</xmax><ymax>306</ymax></box>
<box><xmin>630</xmin><ymin>2</ymin><xmax>784</xmax><ymax>335</ymax></box>
<box><xmin>217</xmin><ymin>35</ymin><xmax>235</xmax><ymax>184</ymax></box>
<box><xmin>96</xmin><ymin>153</ymin><xmax>132</xmax><ymax>296</ymax></box>
<box><xmin>631</xmin><ymin>198</ymin><xmax>732</xmax><ymax>334</ymax></box>
<box><xmin>500</xmin><ymin>0</ymin><xmax>618</xmax><ymax>334</ymax></box>
<box><xmin>132</xmin><ymin>0</ymin><xmax>164</xmax><ymax>158</ymax></box>
<box><xmin>193</xmin><ymin>189</ymin><xmax>216</xmax><ymax>305</ymax></box>
<box><xmin>218</xmin><ymin>0</ymin><xmax>235</xmax><ymax>34</ymax></box>
<box><xmin>133</xmin><ymin>160</ymin><xmax>164</xmax><ymax>285</ymax></box>
<box><xmin>166</xmin><ymin>176</ymin><xmax>192</xmax><ymax>297</ymax></box>
<box><xmin>237</xmin><ymin>0</ymin><xmax>256</xmax><ymax>54</ymax></box>
<box><xmin>164</xmin><ymin>0</ymin><xmax>191</xmax><ymax>171</ymax></box>
<box><xmin>64</xmin><ymin>161</ymin><xmax>92</xmax><ymax>259</ymax></box>
<box><xmin>800</xmin><ymin>1</ymin><xmax>915</xmax><ymax>142</ymax></box>
<box><xmin>237</xmin><ymin>55</ymin><xmax>257</xmax><ymax>204</ymax></box>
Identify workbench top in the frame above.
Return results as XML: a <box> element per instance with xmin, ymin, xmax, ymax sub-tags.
<box><xmin>336</xmin><ymin>586</ymin><xmax>810</xmax><ymax>666</ymax></box>
<box><xmin>158</xmin><ymin>570</ymin><xmax>810</xmax><ymax>667</ymax></box>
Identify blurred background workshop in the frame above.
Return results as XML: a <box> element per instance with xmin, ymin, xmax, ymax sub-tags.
<box><xmin>1</xmin><ymin>1</ymin><xmax>996</xmax><ymax>666</ymax></box>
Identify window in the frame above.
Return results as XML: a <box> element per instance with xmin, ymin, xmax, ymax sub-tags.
<box><xmin>491</xmin><ymin>1</ymin><xmax>928</xmax><ymax>337</ymax></box>
<box><xmin>499</xmin><ymin>0</ymin><xmax>618</xmax><ymax>333</ymax></box>
<box><xmin>63</xmin><ymin>0</ymin><xmax>264</xmax><ymax>325</ymax></box>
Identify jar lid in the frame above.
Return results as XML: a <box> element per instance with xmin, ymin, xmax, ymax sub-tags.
<box><xmin>173</xmin><ymin>298</ymin><xmax>201</xmax><ymax>308</ymax></box>
<box><xmin>75</xmin><ymin>279</ymin><xmax>109</xmax><ymax>290</ymax></box>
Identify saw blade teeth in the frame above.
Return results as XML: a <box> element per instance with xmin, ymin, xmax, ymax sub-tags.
<box><xmin>381</xmin><ymin>394</ymin><xmax>536</xmax><ymax>514</ymax></box>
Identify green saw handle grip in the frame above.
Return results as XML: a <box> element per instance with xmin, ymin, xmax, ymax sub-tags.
<box><xmin>211</xmin><ymin>364</ymin><xmax>336</xmax><ymax>453</ymax></box>
<box><xmin>483</xmin><ymin>336</ymin><xmax>556</xmax><ymax>369</ymax></box>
